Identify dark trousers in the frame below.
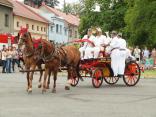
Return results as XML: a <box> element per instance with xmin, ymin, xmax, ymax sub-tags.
<box><xmin>2</xmin><ymin>60</ymin><xmax>6</xmax><ymax>73</ymax></box>
<box><xmin>12</xmin><ymin>59</ymin><xmax>22</xmax><ymax>72</ymax></box>
<box><xmin>6</xmin><ymin>58</ymin><xmax>12</xmax><ymax>73</ymax></box>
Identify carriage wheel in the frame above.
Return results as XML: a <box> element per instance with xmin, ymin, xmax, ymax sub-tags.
<box><xmin>92</xmin><ymin>68</ymin><xmax>103</xmax><ymax>88</ymax></box>
<box><xmin>103</xmin><ymin>64</ymin><xmax>119</xmax><ymax>85</ymax></box>
<box><xmin>70</xmin><ymin>76</ymin><xmax>79</xmax><ymax>87</ymax></box>
<box><xmin>123</xmin><ymin>61</ymin><xmax>141</xmax><ymax>86</ymax></box>
<box><xmin>104</xmin><ymin>76</ymin><xmax>119</xmax><ymax>85</ymax></box>
<box><xmin>70</xmin><ymin>70</ymin><xmax>80</xmax><ymax>87</ymax></box>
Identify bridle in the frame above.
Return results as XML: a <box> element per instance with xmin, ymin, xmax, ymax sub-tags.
<box><xmin>40</xmin><ymin>41</ymin><xmax>58</xmax><ymax>62</ymax></box>
<box><xmin>18</xmin><ymin>32</ymin><xmax>35</xmax><ymax>57</ymax></box>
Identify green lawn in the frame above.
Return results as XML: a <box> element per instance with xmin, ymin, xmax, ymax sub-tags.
<box><xmin>142</xmin><ymin>69</ymin><xmax>156</xmax><ymax>78</ymax></box>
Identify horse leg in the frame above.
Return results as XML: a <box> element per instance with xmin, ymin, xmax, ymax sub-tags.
<box><xmin>65</xmin><ymin>66</ymin><xmax>72</xmax><ymax>90</ymax></box>
<box><xmin>25</xmin><ymin>65</ymin><xmax>30</xmax><ymax>92</ymax></box>
<box><xmin>38</xmin><ymin>65</ymin><xmax>43</xmax><ymax>88</ymax></box>
<box><xmin>46</xmin><ymin>70</ymin><xmax>51</xmax><ymax>89</ymax></box>
<box><xmin>28</xmin><ymin>65</ymin><xmax>36</xmax><ymax>93</ymax></box>
<box><xmin>52</xmin><ymin>71</ymin><xmax>57</xmax><ymax>93</ymax></box>
<box><xmin>42</xmin><ymin>68</ymin><xmax>49</xmax><ymax>93</ymax></box>
<box><xmin>26</xmin><ymin>71</ymin><xmax>30</xmax><ymax>92</ymax></box>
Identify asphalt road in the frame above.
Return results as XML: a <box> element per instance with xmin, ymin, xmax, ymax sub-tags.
<box><xmin>0</xmin><ymin>72</ymin><xmax>156</xmax><ymax>117</ymax></box>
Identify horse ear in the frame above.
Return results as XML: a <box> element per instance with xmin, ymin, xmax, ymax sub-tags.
<box><xmin>27</xmin><ymin>32</ymin><xmax>32</xmax><ymax>39</ymax></box>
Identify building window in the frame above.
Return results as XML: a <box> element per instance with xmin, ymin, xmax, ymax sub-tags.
<box><xmin>5</xmin><ymin>14</ymin><xmax>9</xmax><ymax>27</ymax></box>
<box><xmin>16</xmin><ymin>21</ymin><xmax>19</xmax><ymax>27</ymax></box>
<box><xmin>69</xmin><ymin>29</ymin><xmax>72</xmax><ymax>37</ymax></box>
<box><xmin>37</xmin><ymin>26</ymin><xmax>39</xmax><ymax>31</ymax></box>
<box><xmin>56</xmin><ymin>24</ymin><xmax>59</xmax><ymax>33</ymax></box>
<box><xmin>32</xmin><ymin>25</ymin><xmax>34</xmax><ymax>30</ymax></box>
<box><xmin>75</xmin><ymin>31</ymin><xmax>78</xmax><ymax>38</ymax></box>
<box><xmin>26</xmin><ymin>24</ymin><xmax>29</xmax><ymax>29</ymax></box>
<box><xmin>60</xmin><ymin>25</ymin><xmax>62</xmax><ymax>34</ymax></box>
<box><xmin>51</xmin><ymin>26</ymin><xmax>53</xmax><ymax>32</ymax></box>
<box><xmin>44</xmin><ymin>27</ymin><xmax>46</xmax><ymax>32</ymax></box>
<box><xmin>41</xmin><ymin>27</ymin><xmax>43</xmax><ymax>31</ymax></box>
<box><xmin>64</xmin><ymin>28</ymin><xmax>67</xmax><ymax>36</ymax></box>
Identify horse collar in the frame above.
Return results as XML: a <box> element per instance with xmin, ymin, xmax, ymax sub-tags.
<box><xmin>43</xmin><ymin>47</ymin><xmax>56</xmax><ymax>62</ymax></box>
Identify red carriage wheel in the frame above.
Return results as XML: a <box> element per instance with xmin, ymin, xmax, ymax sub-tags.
<box><xmin>92</xmin><ymin>68</ymin><xmax>103</xmax><ymax>88</ymax></box>
<box><xmin>70</xmin><ymin>69</ymin><xmax>80</xmax><ymax>87</ymax></box>
<box><xmin>123</xmin><ymin>61</ymin><xmax>141</xmax><ymax>86</ymax></box>
<box><xmin>104</xmin><ymin>76</ymin><xmax>119</xmax><ymax>85</ymax></box>
<box><xmin>70</xmin><ymin>76</ymin><xmax>79</xmax><ymax>87</ymax></box>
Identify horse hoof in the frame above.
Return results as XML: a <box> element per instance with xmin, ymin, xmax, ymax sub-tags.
<box><xmin>28</xmin><ymin>88</ymin><xmax>32</xmax><ymax>94</ymax></box>
<box><xmin>52</xmin><ymin>89</ymin><xmax>56</xmax><ymax>93</ymax></box>
<box><xmin>65</xmin><ymin>86</ymin><xmax>70</xmax><ymax>90</ymax></box>
<box><xmin>46</xmin><ymin>85</ymin><xmax>50</xmax><ymax>89</ymax></box>
<box><xmin>38</xmin><ymin>84</ymin><xmax>42</xmax><ymax>88</ymax></box>
<box><xmin>42</xmin><ymin>89</ymin><xmax>46</xmax><ymax>94</ymax></box>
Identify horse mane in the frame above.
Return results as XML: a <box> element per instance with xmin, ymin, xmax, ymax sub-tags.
<box><xmin>27</xmin><ymin>32</ymin><xmax>33</xmax><ymax>42</ymax></box>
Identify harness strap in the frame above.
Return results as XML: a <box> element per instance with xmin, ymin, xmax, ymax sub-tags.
<box><xmin>111</xmin><ymin>47</ymin><xmax>120</xmax><ymax>52</ymax></box>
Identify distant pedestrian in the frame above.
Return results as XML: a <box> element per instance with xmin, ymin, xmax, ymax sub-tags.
<box><xmin>12</xmin><ymin>47</ymin><xmax>23</xmax><ymax>72</ymax></box>
<box><xmin>6</xmin><ymin>46</ymin><xmax>13</xmax><ymax>73</ymax></box>
<box><xmin>143</xmin><ymin>47</ymin><xmax>150</xmax><ymax>59</ymax></box>
<box><xmin>1</xmin><ymin>45</ymin><xmax>7</xmax><ymax>73</ymax></box>
<box><xmin>133</xmin><ymin>46</ymin><xmax>141</xmax><ymax>63</ymax></box>
<box><xmin>151</xmin><ymin>48</ymin><xmax>156</xmax><ymax>67</ymax></box>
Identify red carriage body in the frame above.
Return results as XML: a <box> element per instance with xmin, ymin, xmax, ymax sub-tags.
<box><xmin>70</xmin><ymin>39</ymin><xmax>142</xmax><ymax>88</ymax></box>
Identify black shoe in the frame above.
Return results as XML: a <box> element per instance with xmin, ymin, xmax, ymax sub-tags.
<box><xmin>117</xmin><ymin>74</ymin><xmax>123</xmax><ymax>78</ymax></box>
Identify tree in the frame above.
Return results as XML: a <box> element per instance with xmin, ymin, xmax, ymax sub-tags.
<box><xmin>79</xmin><ymin>0</ymin><xmax>127</xmax><ymax>37</ymax></box>
<box><xmin>63</xmin><ymin>3</ymin><xmax>84</xmax><ymax>15</ymax></box>
<box><xmin>24</xmin><ymin>0</ymin><xmax>59</xmax><ymax>8</ymax></box>
<box><xmin>124</xmin><ymin>0</ymin><xmax>156</xmax><ymax>48</ymax></box>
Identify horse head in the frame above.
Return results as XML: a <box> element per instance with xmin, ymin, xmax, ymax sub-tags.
<box><xmin>18</xmin><ymin>31</ymin><xmax>33</xmax><ymax>49</ymax></box>
<box><xmin>35</xmin><ymin>39</ymin><xmax>56</xmax><ymax>62</ymax></box>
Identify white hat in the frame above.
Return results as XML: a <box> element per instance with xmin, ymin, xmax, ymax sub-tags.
<box><xmin>96</xmin><ymin>27</ymin><xmax>102</xmax><ymax>32</ymax></box>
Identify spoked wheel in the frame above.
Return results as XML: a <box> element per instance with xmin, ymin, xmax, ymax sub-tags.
<box><xmin>123</xmin><ymin>61</ymin><xmax>141</xmax><ymax>86</ymax></box>
<box><xmin>92</xmin><ymin>68</ymin><xmax>103</xmax><ymax>88</ymax></box>
<box><xmin>103</xmin><ymin>64</ymin><xmax>119</xmax><ymax>85</ymax></box>
<box><xmin>70</xmin><ymin>76</ymin><xmax>79</xmax><ymax>87</ymax></box>
<box><xmin>104</xmin><ymin>76</ymin><xmax>119</xmax><ymax>85</ymax></box>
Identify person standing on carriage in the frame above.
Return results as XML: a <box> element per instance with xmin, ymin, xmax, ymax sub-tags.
<box><xmin>117</xmin><ymin>33</ymin><xmax>127</xmax><ymax>77</ymax></box>
<box><xmin>108</xmin><ymin>31</ymin><xmax>120</xmax><ymax>77</ymax></box>
<box><xmin>79</xmin><ymin>28</ymin><xmax>95</xmax><ymax>59</ymax></box>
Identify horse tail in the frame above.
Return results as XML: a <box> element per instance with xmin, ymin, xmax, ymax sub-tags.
<box><xmin>76</xmin><ymin>60</ymin><xmax>84</xmax><ymax>81</ymax></box>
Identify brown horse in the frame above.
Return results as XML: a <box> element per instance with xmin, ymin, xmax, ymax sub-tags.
<box><xmin>17</xmin><ymin>32</ymin><xmax>46</xmax><ymax>93</ymax></box>
<box><xmin>35</xmin><ymin>39</ymin><xmax>81</xmax><ymax>93</ymax></box>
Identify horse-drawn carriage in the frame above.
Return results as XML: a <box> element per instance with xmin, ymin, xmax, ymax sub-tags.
<box><xmin>70</xmin><ymin>39</ymin><xmax>142</xmax><ymax>88</ymax></box>
<box><xmin>17</xmin><ymin>28</ymin><xmax>143</xmax><ymax>93</ymax></box>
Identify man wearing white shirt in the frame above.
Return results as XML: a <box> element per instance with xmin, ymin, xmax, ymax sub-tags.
<box><xmin>92</xmin><ymin>28</ymin><xmax>108</xmax><ymax>58</ymax></box>
<box><xmin>108</xmin><ymin>31</ymin><xmax>120</xmax><ymax>76</ymax></box>
<box><xmin>79</xmin><ymin>28</ymin><xmax>95</xmax><ymax>59</ymax></box>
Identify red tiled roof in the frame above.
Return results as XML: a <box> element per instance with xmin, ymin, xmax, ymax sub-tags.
<box><xmin>8</xmin><ymin>0</ymin><xmax>48</xmax><ymax>23</ymax></box>
<box><xmin>0</xmin><ymin>0</ymin><xmax>13</xmax><ymax>8</ymax></box>
<box><xmin>42</xmin><ymin>4</ymin><xmax>79</xmax><ymax>26</ymax></box>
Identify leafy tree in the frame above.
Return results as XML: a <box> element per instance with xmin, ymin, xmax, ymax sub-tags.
<box><xmin>24</xmin><ymin>0</ymin><xmax>59</xmax><ymax>8</ymax></box>
<box><xmin>63</xmin><ymin>3</ymin><xmax>84</xmax><ymax>15</ymax></box>
<box><xmin>124</xmin><ymin>0</ymin><xmax>156</xmax><ymax>48</ymax></box>
<box><xmin>79</xmin><ymin>0</ymin><xmax>127</xmax><ymax>37</ymax></box>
